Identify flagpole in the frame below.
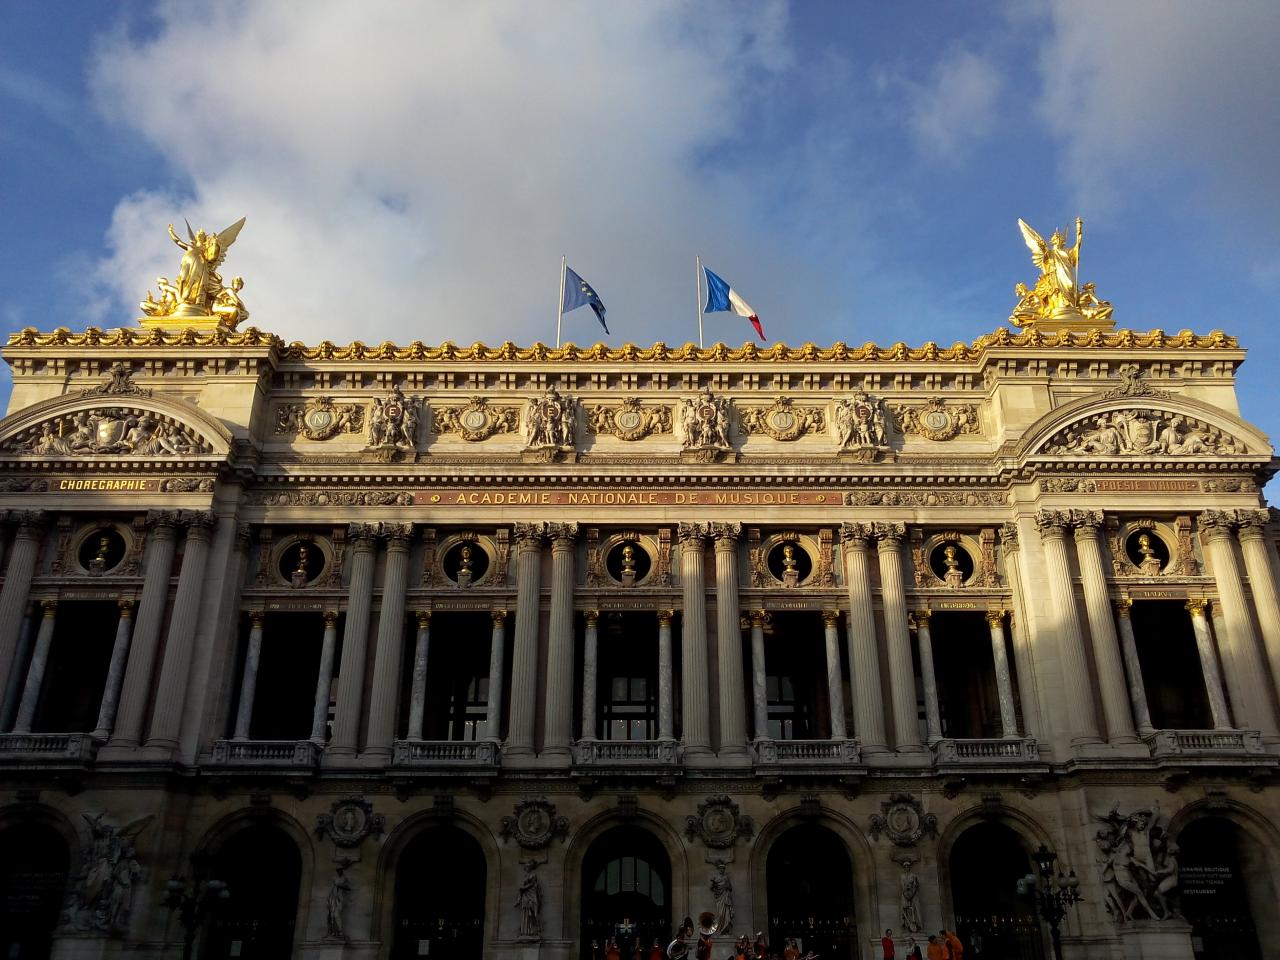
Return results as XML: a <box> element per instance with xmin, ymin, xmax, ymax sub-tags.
<box><xmin>696</xmin><ymin>254</ymin><xmax>704</xmax><ymax>349</ymax></box>
<box><xmin>556</xmin><ymin>255</ymin><xmax>566</xmax><ymax>348</ymax></box>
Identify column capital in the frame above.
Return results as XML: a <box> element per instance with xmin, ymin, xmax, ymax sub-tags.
<box><xmin>323</xmin><ymin>609</ymin><xmax>340</xmax><ymax>627</ymax></box>
<box><xmin>712</xmin><ymin>522</ymin><xmax>742</xmax><ymax>546</ymax></box>
<box><xmin>998</xmin><ymin>522</ymin><xmax>1020</xmax><ymax>553</ymax></box>
<box><xmin>249</xmin><ymin>610</ymin><xmax>265</xmax><ymax>628</ymax></box>
<box><xmin>1114</xmin><ymin>597</ymin><xmax>1133</xmax><ymax>618</ymax></box>
<box><xmin>1035</xmin><ymin>510</ymin><xmax>1072</xmax><ymax>539</ymax></box>
<box><xmin>117</xmin><ymin>597</ymin><xmax>136</xmax><ymax>618</ymax></box>
<box><xmin>384</xmin><ymin>523</ymin><xmax>414</xmax><ymax>550</ymax></box>
<box><xmin>39</xmin><ymin>598</ymin><xmax>58</xmax><ymax>618</ymax></box>
<box><xmin>913</xmin><ymin>608</ymin><xmax>932</xmax><ymax>625</ymax></box>
<box><xmin>548</xmin><ymin>522</ymin><xmax>579</xmax><ymax>548</ymax></box>
<box><xmin>821</xmin><ymin>610</ymin><xmax>840</xmax><ymax>629</ymax></box>
<box><xmin>748</xmin><ymin>609</ymin><xmax>768</xmax><ymax>628</ymax></box>
<box><xmin>584</xmin><ymin>609</ymin><xmax>599</xmax><ymax>627</ymax></box>
<box><xmin>146</xmin><ymin>510</ymin><xmax>181</xmax><ymax>537</ymax></box>
<box><xmin>839</xmin><ymin>522</ymin><xmax>873</xmax><ymax>547</ymax></box>
<box><xmin>657</xmin><ymin>609</ymin><xmax>674</xmax><ymax>626</ymax></box>
<box><xmin>1235</xmin><ymin>510</ymin><xmax>1272</xmax><ymax>541</ymax></box>
<box><xmin>348</xmin><ymin>523</ymin><xmax>380</xmax><ymax>549</ymax></box>
<box><xmin>1199</xmin><ymin>510</ymin><xmax>1239</xmax><ymax>541</ymax></box>
<box><xmin>415</xmin><ymin>609</ymin><xmax>432</xmax><ymax>628</ymax></box>
<box><xmin>985</xmin><ymin>610</ymin><xmax>1006</xmax><ymax>629</ymax></box>
<box><xmin>491</xmin><ymin>608</ymin><xmax>508</xmax><ymax>626</ymax></box>
<box><xmin>1185</xmin><ymin>598</ymin><xmax>1211</xmax><ymax>617</ymax></box>
<box><xmin>678</xmin><ymin>522</ymin><xmax>708</xmax><ymax>548</ymax></box>
<box><xmin>12</xmin><ymin>510</ymin><xmax>48</xmax><ymax>539</ymax></box>
<box><xmin>1072</xmin><ymin>510</ymin><xmax>1105</xmax><ymax>534</ymax></box>
<box><xmin>182</xmin><ymin>510</ymin><xmax>218</xmax><ymax>543</ymax></box>
<box><xmin>873</xmin><ymin>522</ymin><xmax>905</xmax><ymax>546</ymax></box>
<box><xmin>513</xmin><ymin>522</ymin><xmax>547</xmax><ymax>549</ymax></box>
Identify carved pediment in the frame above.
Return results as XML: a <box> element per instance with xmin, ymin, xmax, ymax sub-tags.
<box><xmin>2</xmin><ymin>406</ymin><xmax>214</xmax><ymax>458</ymax></box>
<box><xmin>1039</xmin><ymin>407</ymin><xmax>1248</xmax><ymax>457</ymax></box>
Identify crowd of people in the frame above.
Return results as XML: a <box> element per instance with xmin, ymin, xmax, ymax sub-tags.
<box><xmin>879</xmin><ymin>927</ymin><xmax>966</xmax><ymax>960</ymax></box>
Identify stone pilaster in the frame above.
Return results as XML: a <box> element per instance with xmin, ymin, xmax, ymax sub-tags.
<box><xmin>1035</xmin><ymin>510</ymin><xmax>1102</xmax><ymax>744</ymax></box>
<box><xmin>327</xmin><ymin>525</ymin><xmax>378</xmax><ymax>758</ymax></box>
<box><xmin>998</xmin><ymin>521</ymin><xmax>1043</xmax><ymax>740</ymax></box>
<box><xmin>875</xmin><ymin>523</ymin><xmax>920</xmax><ymax>752</ymax></box>
<box><xmin>913</xmin><ymin>609</ymin><xmax>941</xmax><ymax>745</ymax></box>
<box><xmin>1113</xmin><ymin>600</ymin><xmax>1154</xmax><ymax>737</ymax></box>
<box><xmin>657</xmin><ymin>609</ymin><xmax>675</xmax><ymax>741</ymax></box>
<box><xmin>102</xmin><ymin>512</ymin><xmax>178</xmax><ymax>752</ymax></box>
<box><xmin>485</xmin><ymin>610</ymin><xmax>507</xmax><ymax>741</ymax></box>
<box><xmin>146</xmin><ymin>511</ymin><xmax>217</xmax><ymax>750</ymax></box>
<box><xmin>1200</xmin><ymin>512</ymin><xmax>1279</xmax><ymax>738</ymax></box>
<box><xmin>1073</xmin><ymin>514</ymin><xmax>1138</xmax><ymax>744</ymax></box>
<box><xmin>406</xmin><ymin>610</ymin><xmax>431</xmax><ymax>741</ymax></box>
<box><xmin>365</xmin><ymin>525</ymin><xmax>413</xmax><ymax>758</ymax></box>
<box><xmin>841</xmin><ymin>523</ymin><xmax>886</xmax><ymax>752</ymax></box>
<box><xmin>1237</xmin><ymin>512</ymin><xmax>1280</xmax><ymax>698</ymax></box>
<box><xmin>311</xmin><ymin>610</ymin><xmax>340</xmax><ymax>743</ymax></box>
<box><xmin>0</xmin><ymin>511</ymin><xmax>44</xmax><ymax>722</ymax></box>
<box><xmin>821</xmin><ymin>610</ymin><xmax>847</xmax><ymax>740</ymax></box>
<box><xmin>986</xmin><ymin>611</ymin><xmax>1019</xmax><ymax>739</ymax></box>
<box><xmin>581</xmin><ymin>609</ymin><xmax>599</xmax><ymax>740</ymax></box>
<box><xmin>12</xmin><ymin>599</ymin><xmax>57</xmax><ymax>734</ymax></box>
<box><xmin>713</xmin><ymin>523</ymin><xmax>748</xmax><ymax>760</ymax></box>
<box><xmin>678</xmin><ymin>522</ymin><xmax>711</xmax><ymax>759</ymax></box>
<box><xmin>232</xmin><ymin>611</ymin><xmax>265</xmax><ymax>740</ymax></box>
<box><xmin>1186</xmin><ymin>600</ymin><xmax>1233</xmax><ymax>730</ymax></box>
<box><xmin>749</xmin><ymin>610</ymin><xmax>768</xmax><ymax>741</ymax></box>
<box><xmin>505</xmin><ymin>523</ymin><xmax>545</xmax><ymax>758</ymax></box>
<box><xmin>92</xmin><ymin>598</ymin><xmax>136</xmax><ymax>740</ymax></box>
<box><xmin>542</xmin><ymin>522</ymin><xmax>578</xmax><ymax>760</ymax></box>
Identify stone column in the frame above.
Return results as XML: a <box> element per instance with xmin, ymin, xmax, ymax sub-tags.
<box><xmin>912</xmin><ymin>610</ymin><xmax>941</xmax><ymax>745</ymax></box>
<box><xmin>311</xmin><ymin>610</ymin><xmax>340</xmax><ymax>743</ymax></box>
<box><xmin>1237</xmin><ymin>513</ymin><xmax>1280</xmax><ymax>696</ymax></box>
<box><xmin>364</xmin><ymin>526</ymin><xmax>413</xmax><ymax>759</ymax></box>
<box><xmin>876</xmin><ymin>523</ymin><xmax>921</xmax><ymax>752</ymax></box>
<box><xmin>1201</xmin><ymin>513</ymin><xmax>1279</xmax><ymax>738</ymax></box>
<box><xmin>92</xmin><ymin>599</ymin><xmax>136</xmax><ymax>739</ymax></box>
<box><xmin>998</xmin><ymin>522</ymin><xmax>1043</xmax><ymax>741</ymax></box>
<box><xmin>1</xmin><ymin>607</ymin><xmax>36</xmax><ymax>732</ymax></box>
<box><xmin>12</xmin><ymin>599</ymin><xmax>57</xmax><ymax>734</ymax></box>
<box><xmin>146</xmin><ymin>513</ymin><xmax>216</xmax><ymax>750</ymax></box>
<box><xmin>485</xmin><ymin>610</ymin><xmax>507</xmax><ymax>741</ymax></box>
<box><xmin>657</xmin><ymin>609</ymin><xmax>675</xmax><ymax>741</ymax></box>
<box><xmin>1113</xmin><ymin>600</ymin><xmax>1154</xmax><ymax>737</ymax></box>
<box><xmin>821</xmin><ymin>611</ymin><xmax>847</xmax><ymax>740</ymax></box>
<box><xmin>1186</xmin><ymin>600</ymin><xmax>1233</xmax><ymax>730</ymax></box>
<box><xmin>0</xmin><ymin>512</ymin><xmax>44</xmax><ymax>722</ymax></box>
<box><xmin>406</xmin><ymin>611</ymin><xmax>431</xmax><ymax>741</ymax></box>
<box><xmin>506</xmin><ymin>524</ymin><xmax>545</xmax><ymax>758</ymax></box>
<box><xmin>678</xmin><ymin>523</ymin><xmax>711</xmax><ymax>759</ymax></box>
<box><xmin>749</xmin><ymin>610</ymin><xmax>768</xmax><ymax>740</ymax></box>
<box><xmin>1035</xmin><ymin>511</ymin><xmax>1102</xmax><ymax>744</ymax></box>
<box><xmin>713</xmin><ymin>523</ymin><xmax>748</xmax><ymax>760</ymax></box>
<box><xmin>542</xmin><ymin>523</ymin><xmax>578</xmax><ymax>760</ymax></box>
<box><xmin>581</xmin><ymin>610</ymin><xmax>599</xmax><ymax>741</ymax></box>
<box><xmin>841</xmin><ymin>523</ymin><xmax>886</xmax><ymax>753</ymax></box>
<box><xmin>104</xmin><ymin>513</ymin><xmax>178</xmax><ymax>750</ymax></box>
<box><xmin>328</xmin><ymin>526</ymin><xmax>378</xmax><ymax>758</ymax></box>
<box><xmin>232</xmin><ymin>611</ymin><xmax>265</xmax><ymax>740</ymax></box>
<box><xmin>1073</xmin><ymin>516</ymin><xmax>1138</xmax><ymax>743</ymax></box>
<box><xmin>986</xmin><ymin>611</ymin><xmax>1019</xmax><ymax>739</ymax></box>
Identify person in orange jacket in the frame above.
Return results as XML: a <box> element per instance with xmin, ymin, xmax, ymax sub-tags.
<box><xmin>924</xmin><ymin>935</ymin><xmax>947</xmax><ymax>960</ymax></box>
<box><xmin>942</xmin><ymin>929</ymin><xmax>963</xmax><ymax>960</ymax></box>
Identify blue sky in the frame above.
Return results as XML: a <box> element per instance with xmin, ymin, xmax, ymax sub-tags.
<box><xmin>2</xmin><ymin>1</ymin><xmax>1278</xmax><ymax>471</ymax></box>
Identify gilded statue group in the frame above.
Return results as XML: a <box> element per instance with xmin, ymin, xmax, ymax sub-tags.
<box><xmin>140</xmin><ymin>218</ymin><xmax>248</xmax><ymax>328</ymax></box>
<box><xmin>1011</xmin><ymin>217</ymin><xmax>1112</xmax><ymax>327</ymax></box>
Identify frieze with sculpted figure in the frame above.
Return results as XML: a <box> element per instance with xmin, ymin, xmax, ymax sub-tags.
<box><xmin>434</xmin><ymin>396</ymin><xmax>520</xmax><ymax>441</ymax></box>
<box><xmin>893</xmin><ymin>397</ymin><xmax>981</xmax><ymax>441</ymax></box>
<box><xmin>1042</xmin><ymin>408</ymin><xmax>1246</xmax><ymax>456</ymax></box>
<box><xmin>4</xmin><ymin>408</ymin><xmax>211</xmax><ymax>457</ymax></box>
<box><xmin>586</xmin><ymin>397</ymin><xmax>672</xmax><ymax>441</ymax></box>
<box><xmin>740</xmin><ymin>396</ymin><xmax>824</xmax><ymax>442</ymax></box>
<box><xmin>275</xmin><ymin>396</ymin><xmax>364</xmax><ymax>441</ymax></box>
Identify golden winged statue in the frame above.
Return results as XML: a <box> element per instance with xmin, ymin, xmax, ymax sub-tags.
<box><xmin>140</xmin><ymin>217</ymin><xmax>249</xmax><ymax>329</ymax></box>
<box><xmin>1010</xmin><ymin>217</ymin><xmax>1112</xmax><ymax>330</ymax></box>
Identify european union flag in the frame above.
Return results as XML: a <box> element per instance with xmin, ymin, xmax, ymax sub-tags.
<box><xmin>562</xmin><ymin>265</ymin><xmax>609</xmax><ymax>334</ymax></box>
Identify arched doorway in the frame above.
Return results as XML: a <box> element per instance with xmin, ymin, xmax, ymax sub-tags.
<box><xmin>207</xmin><ymin>822</ymin><xmax>303</xmax><ymax>958</ymax></box>
<box><xmin>766</xmin><ymin>823</ymin><xmax>858</xmax><ymax>960</ymax></box>
<box><xmin>0</xmin><ymin>822</ymin><xmax>69</xmax><ymax>960</ymax></box>
<box><xmin>393</xmin><ymin>825</ymin><xmax>486</xmax><ymax>960</ymax></box>
<box><xmin>1178</xmin><ymin>817</ymin><xmax>1273</xmax><ymax>960</ymax></box>
<box><xmin>581</xmin><ymin>826</ymin><xmax>672</xmax><ymax>959</ymax></box>
<box><xmin>949</xmin><ymin>821</ymin><xmax>1044</xmax><ymax>960</ymax></box>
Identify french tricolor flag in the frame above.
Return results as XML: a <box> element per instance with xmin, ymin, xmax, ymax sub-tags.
<box><xmin>703</xmin><ymin>266</ymin><xmax>766</xmax><ymax>341</ymax></box>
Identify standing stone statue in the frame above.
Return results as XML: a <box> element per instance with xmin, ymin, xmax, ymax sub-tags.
<box><xmin>709</xmin><ymin>859</ymin><xmax>734</xmax><ymax>934</ymax></box>
<box><xmin>516</xmin><ymin>859</ymin><xmax>544</xmax><ymax>939</ymax></box>
<box><xmin>896</xmin><ymin>857</ymin><xmax>922</xmax><ymax>934</ymax></box>
<box><xmin>325</xmin><ymin>862</ymin><xmax>352</xmax><ymax>939</ymax></box>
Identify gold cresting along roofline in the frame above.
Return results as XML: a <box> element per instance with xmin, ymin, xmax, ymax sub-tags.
<box><xmin>5</xmin><ymin>325</ymin><xmax>1239</xmax><ymax>362</ymax></box>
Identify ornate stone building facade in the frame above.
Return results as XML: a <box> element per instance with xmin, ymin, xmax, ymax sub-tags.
<box><xmin>0</xmin><ymin>316</ymin><xmax>1278</xmax><ymax>960</ymax></box>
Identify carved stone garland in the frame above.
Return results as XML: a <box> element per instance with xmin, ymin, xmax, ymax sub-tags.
<box><xmin>499</xmin><ymin>798</ymin><xmax>570</xmax><ymax>850</ymax></box>
<box><xmin>868</xmin><ymin>794</ymin><xmax>937</xmax><ymax>847</ymax></box>
<box><xmin>586</xmin><ymin>397</ymin><xmax>672</xmax><ymax>441</ymax></box>
<box><xmin>893</xmin><ymin>397</ymin><xmax>981</xmax><ymax>441</ymax></box>
<box><xmin>275</xmin><ymin>396</ymin><xmax>364</xmax><ymax>440</ymax></box>
<box><xmin>740</xmin><ymin>396</ymin><xmax>825</xmax><ymax>441</ymax></box>
<box><xmin>433</xmin><ymin>396</ymin><xmax>520</xmax><ymax>441</ymax></box>
<box><xmin>685</xmin><ymin>796</ymin><xmax>755</xmax><ymax>850</ymax></box>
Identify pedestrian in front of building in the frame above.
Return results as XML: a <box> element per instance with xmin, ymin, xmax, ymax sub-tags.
<box><xmin>881</xmin><ymin>928</ymin><xmax>895</xmax><ymax>959</ymax></box>
<box><xmin>650</xmin><ymin>940</ymin><xmax>665</xmax><ymax>960</ymax></box>
<box><xmin>943</xmin><ymin>929</ymin><xmax>963</xmax><ymax>960</ymax></box>
<box><xmin>925</xmin><ymin>935</ymin><xmax>947</xmax><ymax>960</ymax></box>
<box><xmin>783</xmin><ymin>938</ymin><xmax>800</xmax><ymax>960</ymax></box>
<box><xmin>905</xmin><ymin>938</ymin><xmax>922</xmax><ymax>960</ymax></box>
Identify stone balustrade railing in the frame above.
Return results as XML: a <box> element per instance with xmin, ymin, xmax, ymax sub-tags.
<box><xmin>933</xmin><ymin>737</ymin><xmax>1041</xmax><ymax>764</ymax></box>
<box><xmin>208</xmin><ymin>739</ymin><xmax>322</xmax><ymax>767</ymax></box>
<box><xmin>754</xmin><ymin>738</ymin><xmax>861</xmax><ymax>765</ymax></box>
<box><xmin>1146</xmin><ymin>729</ymin><xmax>1265</xmax><ymax>757</ymax></box>
<box><xmin>572</xmin><ymin>739</ymin><xmax>681</xmax><ymax>765</ymax></box>
<box><xmin>0</xmin><ymin>732</ymin><xmax>95</xmax><ymax>763</ymax></box>
<box><xmin>392</xmin><ymin>739</ymin><xmax>499</xmax><ymax>766</ymax></box>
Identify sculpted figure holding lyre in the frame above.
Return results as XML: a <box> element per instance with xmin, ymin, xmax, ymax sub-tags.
<box><xmin>1011</xmin><ymin>216</ymin><xmax>1112</xmax><ymax>328</ymax></box>
<box><xmin>140</xmin><ymin>217</ymin><xmax>248</xmax><ymax>328</ymax></box>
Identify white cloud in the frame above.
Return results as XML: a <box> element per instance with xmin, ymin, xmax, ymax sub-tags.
<box><xmin>905</xmin><ymin>49</ymin><xmax>1002</xmax><ymax>158</ymax></box>
<box><xmin>87</xmin><ymin>0</ymin><xmax>834</xmax><ymax>346</ymax></box>
<box><xmin>1036</xmin><ymin>0</ymin><xmax>1280</xmax><ymax>246</ymax></box>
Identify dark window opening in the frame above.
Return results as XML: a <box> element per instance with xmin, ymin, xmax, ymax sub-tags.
<box><xmin>950</xmin><ymin>821</ymin><xmax>1045</xmax><ymax>960</ymax></box>
<box><xmin>34</xmin><ymin>600</ymin><xmax>116</xmax><ymax>733</ymax></box>
<box><xmin>243</xmin><ymin>612</ymin><xmax>325</xmax><ymax>741</ymax></box>
<box><xmin>767</xmin><ymin>824</ymin><xmax>858</xmax><ymax>960</ymax></box>
<box><xmin>930</xmin><ymin>612</ymin><xmax>1002</xmax><ymax>739</ymax></box>
<box><xmin>1180</xmin><ymin>818</ymin><xmax>1268</xmax><ymax>960</ymax></box>
<box><xmin>764</xmin><ymin>612</ymin><xmax>826</xmax><ymax>740</ymax></box>
<box><xmin>597</xmin><ymin>612</ymin><xmax>658</xmax><ymax>741</ymax></box>
<box><xmin>1132</xmin><ymin>600</ymin><xmax>1213</xmax><ymax>730</ymax></box>
<box><xmin>394</xmin><ymin>826</ymin><xmax>486</xmax><ymax>960</ymax></box>
<box><xmin>581</xmin><ymin>827</ymin><xmax>672</xmax><ymax>957</ymax></box>
<box><xmin>208</xmin><ymin>824</ymin><xmax>302</xmax><ymax>959</ymax></box>
<box><xmin>0</xmin><ymin>822</ymin><xmax>69</xmax><ymax>960</ymax></box>
<box><xmin>420</xmin><ymin>612</ymin><xmax>493</xmax><ymax>741</ymax></box>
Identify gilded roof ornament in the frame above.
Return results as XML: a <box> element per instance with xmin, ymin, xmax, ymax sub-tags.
<box><xmin>139</xmin><ymin>218</ymin><xmax>249</xmax><ymax>331</ymax></box>
<box><xmin>1011</xmin><ymin>217</ymin><xmax>1113</xmax><ymax>332</ymax></box>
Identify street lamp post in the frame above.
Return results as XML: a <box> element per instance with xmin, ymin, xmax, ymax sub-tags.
<box><xmin>1016</xmin><ymin>844</ymin><xmax>1082</xmax><ymax>960</ymax></box>
<box><xmin>162</xmin><ymin>853</ymin><xmax>231</xmax><ymax>960</ymax></box>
